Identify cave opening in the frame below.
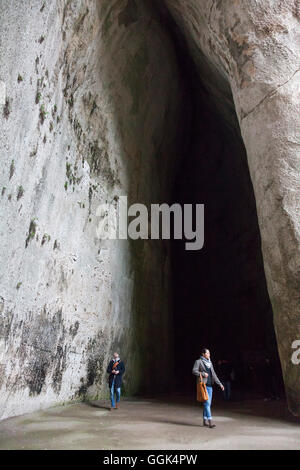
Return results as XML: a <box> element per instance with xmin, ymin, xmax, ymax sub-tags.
<box><xmin>151</xmin><ymin>3</ymin><xmax>285</xmax><ymax>403</ymax></box>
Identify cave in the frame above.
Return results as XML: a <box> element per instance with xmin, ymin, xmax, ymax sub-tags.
<box><xmin>133</xmin><ymin>2</ymin><xmax>284</xmax><ymax>401</ymax></box>
<box><xmin>1</xmin><ymin>0</ymin><xmax>299</xmax><ymax>436</ymax></box>
<box><xmin>169</xmin><ymin>50</ymin><xmax>283</xmax><ymax>400</ymax></box>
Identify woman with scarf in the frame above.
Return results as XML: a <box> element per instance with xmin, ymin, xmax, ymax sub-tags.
<box><xmin>107</xmin><ymin>352</ymin><xmax>125</xmax><ymax>410</ymax></box>
<box><xmin>192</xmin><ymin>348</ymin><xmax>224</xmax><ymax>428</ymax></box>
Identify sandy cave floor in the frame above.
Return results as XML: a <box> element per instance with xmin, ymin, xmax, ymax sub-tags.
<box><xmin>0</xmin><ymin>393</ymin><xmax>300</xmax><ymax>450</ymax></box>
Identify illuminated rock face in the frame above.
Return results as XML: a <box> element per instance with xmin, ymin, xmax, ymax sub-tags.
<box><xmin>1</xmin><ymin>0</ymin><xmax>299</xmax><ymax>420</ymax></box>
<box><xmin>0</xmin><ymin>0</ymin><xmax>184</xmax><ymax>419</ymax></box>
<box><xmin>162</xmin><ymin>0</ymin><xmax>300</xmax><ymax>415</ymax></box>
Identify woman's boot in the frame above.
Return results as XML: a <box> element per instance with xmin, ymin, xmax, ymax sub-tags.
<box><xmin>208</xmin><ymin>419</ymin><xmax>216</xmax><ymax>428</ymax></box>
<box><xmin>203</xmin><ymin>418</ymin><xmax>209</xmax><ymax>426</ymax></box>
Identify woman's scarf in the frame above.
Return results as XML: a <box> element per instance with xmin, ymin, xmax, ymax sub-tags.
<box><xmin>201</xmin><ymin>356</ymin><xmax>212</xmax><ymax>369</ymax></box>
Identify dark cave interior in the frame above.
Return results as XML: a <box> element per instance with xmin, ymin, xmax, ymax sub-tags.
<box><xmin>153</xmin><ymin>2</ymin><xmax>285</xmax><ymax>401</ymax></box>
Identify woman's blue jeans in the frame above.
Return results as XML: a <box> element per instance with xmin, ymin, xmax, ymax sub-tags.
<box><xmin>203</xmin><ymin>385</ymin><xmax>213</xmax><ymax>419</ymax></box>
<box><xmin>110</xmin><ymin>376</ymin><xmax>121</xmax><ymax>408</ymax></box>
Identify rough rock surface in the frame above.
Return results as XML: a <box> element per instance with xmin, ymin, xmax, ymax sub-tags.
<box><xmin>1</xmin><ymin>0</ymin><xmax>300</xmax><ymax>420</ymax></box>
<box><xmin>163</xmin><ymin>0</ymin><xmax>300</xmax><ymax>415</ymax></box>
<box><xmin>0</xmin><ymin>0</ymin><xmax>184</xmax><ymax>420</ymax></box>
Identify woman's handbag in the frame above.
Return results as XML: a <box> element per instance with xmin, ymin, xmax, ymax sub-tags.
<box><xmin>197</xmin><ymin>372</ymin><xmax>208</xmax><ymax>402</ymax></box>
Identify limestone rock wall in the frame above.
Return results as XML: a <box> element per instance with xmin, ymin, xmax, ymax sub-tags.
<box><xmin>163</xmin><ymin>0</ymin><xmax>300</xmax><ymax>414</ymax></box>
<box><xmin>0</xmin><ymin>0</ymin><xmax>183</xmax><ymax>420</ymax></box>
<box><xmin>1</xmin><ymin>0</ymin><xmax>299</xmax><ymax>420</ymax></box>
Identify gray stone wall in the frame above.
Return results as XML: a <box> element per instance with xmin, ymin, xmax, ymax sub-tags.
<box><xmin>1</xmin><ymin>0</ymin><xmax>299</xmax><ymax>419</ymax></box>
<box><xmin>0</xmin><ymin>0</ymin><xmax>182</xmax><ymax>419</ymax></box>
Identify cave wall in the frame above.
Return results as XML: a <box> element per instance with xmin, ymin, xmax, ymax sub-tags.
<box><xmin>163</xmin><ymin>0</ymin><xmax>300</xmax><ymax>414</ymax></box>
<box><xmin>1</xmin><ymin>0</ymin><xmax>299</xmax><ymax>420</ymax></box>
<box><xmin>0</xmin><ymin>0</ymin><xmax>183</xmax><ymax>419</ymax></box>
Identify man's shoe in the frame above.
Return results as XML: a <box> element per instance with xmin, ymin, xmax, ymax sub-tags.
<box><xmin>208</xmin><ymin>419</ymin><xmax>216</xmax><ymax>428</ymax></box>
<box><xmin>203</xmin><ymin>419</ymin><xmax>209</xmax><ymax>427</ymax></box>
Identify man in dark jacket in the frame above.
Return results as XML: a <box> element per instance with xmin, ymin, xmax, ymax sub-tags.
<box><xmin>106</xmin><ymin>352</ymin><xmax>125</xmax><ymax>410</ymax></box>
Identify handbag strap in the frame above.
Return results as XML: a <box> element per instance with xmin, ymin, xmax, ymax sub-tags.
<box><xmin>112</xmin><ymin>360</ymin><xmax>120</xmax><ymax>370</ymax></box>
<box><xmin>198</xmin><ymin>362</ymin><xmax>203</xmax><ymax>383</ymax></box>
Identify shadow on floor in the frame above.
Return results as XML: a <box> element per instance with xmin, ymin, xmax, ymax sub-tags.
<box><xmin>136</xmin><ymin>390</ymin><xmax>300</xmax><ymax>425</ymax></box>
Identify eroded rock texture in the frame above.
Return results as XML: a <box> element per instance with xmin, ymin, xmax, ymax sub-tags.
<box><xmin>0</xmin><ymin>0</ymin><xmax>299</xmax><ymax>420</ymax></box>
<box><xmin>162</xmin><ymin>0</ymin><xmax>300</xmax><ymax>414</ymax></box>
<box><xmin>0</xmin><ymin>0</ymin><xmax>185</xmax><ymax>419</ymax></box>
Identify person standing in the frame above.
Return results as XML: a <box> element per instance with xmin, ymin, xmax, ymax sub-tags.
<box><xmin>192</xmin><ymin>348</ymin><xmax>224</xmax><ymax>428</ymax></box>
<box><xmin>107</xmin><ymin>352</ymin><xmax>125</xmax><ymax>410</ymax></box>
<box><xmin>217</xmin><ymin>358</ymin><xmax>234</xmax><ymax>401</ymax></box>
<box><xmin>262</xmin><ymin>356</ymin><xmax>280</xmax><ymax>401</ymax></box>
